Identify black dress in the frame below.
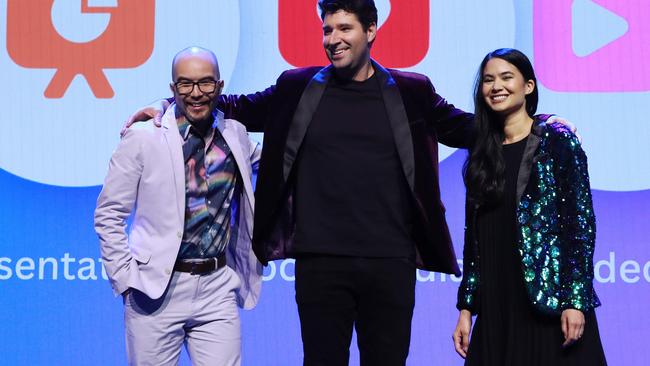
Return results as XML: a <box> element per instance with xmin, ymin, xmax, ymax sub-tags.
<box><xmin>465</xmin><ymin>136</ymin><xmax>607</xmax><ymax>366</ymax></box>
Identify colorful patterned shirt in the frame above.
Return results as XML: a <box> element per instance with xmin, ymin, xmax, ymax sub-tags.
<box><xmin>177</xmin><ymin>111</ymin><xmax>238</xmax><ymax>260</ymax></box>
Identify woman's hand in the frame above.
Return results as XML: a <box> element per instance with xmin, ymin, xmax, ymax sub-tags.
<box><xmin>453</xmin><ymin>309</ymin><xmax>473</xmax><ymax>358</ymax></box>
<box><xmin>561</xmin><ymin>308</ymin><xmax>585</xmax><ymax>347</ymax></box>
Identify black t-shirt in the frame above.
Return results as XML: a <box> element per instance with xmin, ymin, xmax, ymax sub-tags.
<box><xmin>293</xmin><ymin>73</ymin><xmax>414</xmax><ymax>258</ymax></box>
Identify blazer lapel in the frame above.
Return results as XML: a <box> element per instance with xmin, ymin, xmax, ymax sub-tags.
<box><xmin>161</xmin><ymin>104</ymin><xmax>187</xmax><ymax>220</ymax></box>
<box><xmin>218</xmin><ymin>115</ymin><xmax>256</xmax><ymax>211</ymax></box>
<box><xmin>516</xmin><ymin>121</ymin><xmax>543</xmax><ymax>204</ymax></box>
<box><xmin>283</xmin><ymin>66</ymin><xmax>332</xmax><ymax>181</ymax></box>
<box><xmin>373</xmin><ymin>61</ymin><xmax>415</xmax><ymax>191</ymax></box>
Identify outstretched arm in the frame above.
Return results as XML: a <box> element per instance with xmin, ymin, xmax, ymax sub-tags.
<box><xmin>421</xmin><ymin>75</ymin><xmax>578</xmax><ymax>149</ymax></box>
<box><xmin>120</xmin><ymin>82</ymin><xmax>276</xmax><ymax>135</ymax></box>
<box><xmin>218</xmin><ymin>85</ymin><xmax>276</xmax><ymax>133</ymax></box>
<box><xmin>423</xmin><ymin>77</ymin><xmax>475</xmax><ymax>148</ymax></box>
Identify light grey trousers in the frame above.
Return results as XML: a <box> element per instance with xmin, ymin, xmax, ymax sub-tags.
<box><xmin>123</xmin><ymin>266</ymin><xmax>241</xmax><ymax>366</ymax></box>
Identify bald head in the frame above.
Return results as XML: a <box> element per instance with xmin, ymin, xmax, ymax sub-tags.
<box><xmin>170</xmin><ymin>47</ymin><xmax>224</xmax><ymax>125</ymax></box>
<box><xmin>171</xmin><ymin>46</ymin><xmax>220</xmax><ymax>81</ymax></box>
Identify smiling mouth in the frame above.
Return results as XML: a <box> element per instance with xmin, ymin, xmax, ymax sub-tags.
<box><xmin>188</xmin><ymin>102</ymin><xmax>208</xmax><ymax>108</ymax></box>
<box><xmin>490</xmin><ymin>95</ymin><xmax>508</xmax><ymax>102</ymax></box>
<box><xmin>330</xmin><ymin>48</ymin><xmax>348</xmax><ymax>58</ymax></box>
<box><xmin>186</xmin><ymin>102</ymin><xmax>210</xmax><ymax>114</ymax></box>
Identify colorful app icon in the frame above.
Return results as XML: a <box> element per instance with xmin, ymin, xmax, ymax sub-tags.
<box><xmin>278</xmin><ymin>0</ymin><xmax>429</xmax><ymax>68</ymax></box>
<box><xmin>7</xmin><ymin>0</ymin><xmax>155</xmax><ymax>98</ymax></box>
<box><xmin>533</xmin><ymin>0</ymin><xmax>650</xmax><ymax>92</ymax></box>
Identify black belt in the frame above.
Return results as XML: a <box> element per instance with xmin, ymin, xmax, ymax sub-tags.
<box><xmin>174</xmin><ymin>254</ymin><xmax>226</xmax><ymax>275</ymax></box>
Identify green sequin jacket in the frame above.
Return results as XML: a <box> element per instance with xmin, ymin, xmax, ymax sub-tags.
<box><xmin>457</xmin><ymin>121</ymin><xmax>601</xmax><ymax>315</ymax></box>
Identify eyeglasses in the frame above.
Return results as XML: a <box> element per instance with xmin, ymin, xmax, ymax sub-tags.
<box><xmin>174</xmin><ymin>79</ymin><xmax>220</xmax><ymax>95</ymax></box>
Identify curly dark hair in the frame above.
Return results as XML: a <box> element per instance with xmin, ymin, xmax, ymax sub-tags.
<box><xmin>318</xmin><ymin>0</ymin><xmax>378</xmax><ymax>31</ymax></box>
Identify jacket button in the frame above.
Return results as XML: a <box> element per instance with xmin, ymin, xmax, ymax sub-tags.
<box><xmin>165</xmin><ymin>269</ymin><xmax>171</xmax><ymax>275</ymax></box>
<box><xmin>177</xmin><ymin>231</ymin><xmax>182</xmax><ymax>238</ymax></box>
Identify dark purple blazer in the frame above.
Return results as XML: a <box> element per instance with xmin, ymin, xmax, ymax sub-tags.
<box><xmin>219</xmin><ymin>60</ymin><xmax>472</xmax><ymax>275</ymax></box>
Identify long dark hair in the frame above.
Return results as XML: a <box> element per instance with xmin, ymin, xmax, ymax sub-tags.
<box><xmin>464</xmin><ymin>48</ymin><xmax>538</xmax><ymax>206</ymax></box>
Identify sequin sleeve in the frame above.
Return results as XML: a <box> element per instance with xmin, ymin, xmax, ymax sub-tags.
<box><xmin>552</xmin><ymin>126</ymin><xmax>600</xmax><ymax>311</ymax></box>
<box><xmin>457</xmin><ymin>202</ymin><xmax>480</xmax><ymax>313</ymax></box>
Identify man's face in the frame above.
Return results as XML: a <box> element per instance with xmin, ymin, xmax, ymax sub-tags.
<box><xmin>322</xmin><ymin>10</ymin><xmax>376</xmax><ymax>74</ymax></box>
<box><xmin>171</xmin><ymin>56</ymin><xmax>223</xmax><ymax>123</ymax></box>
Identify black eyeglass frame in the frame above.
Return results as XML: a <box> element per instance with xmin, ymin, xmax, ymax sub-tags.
<box><xmin>173</xmin><ymin>78</ymin><xmax>221</xmax><ymax>95</ymax></box>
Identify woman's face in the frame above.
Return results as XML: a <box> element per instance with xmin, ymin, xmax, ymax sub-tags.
<box><xmin>481</xmin><ymin>57</ymin><xmax>535</xmax><ymax>116</ymax></box>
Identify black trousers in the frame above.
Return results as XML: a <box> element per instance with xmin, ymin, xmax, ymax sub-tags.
<box><xmin>295</xmin><ymin>256</ymin><xmax>416</xmax><ymax>366</ymax></box>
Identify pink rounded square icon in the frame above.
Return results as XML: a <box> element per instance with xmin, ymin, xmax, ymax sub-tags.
<box><xmin>533</xmin><ymin>0</ymin><xmax>650</xmax><ymax>92</ymax></box>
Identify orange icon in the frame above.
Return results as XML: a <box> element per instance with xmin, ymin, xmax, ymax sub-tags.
<box><xmin>7</xmin><ymin>0</ymin><xmax>155</xmax><ymax>98</ymax></box>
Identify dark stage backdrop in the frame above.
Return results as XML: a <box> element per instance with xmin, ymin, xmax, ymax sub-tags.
<box><xmin>1</xmin><ymin>1</ymin><xmax>648</xmax><ymax>364</ymax></box>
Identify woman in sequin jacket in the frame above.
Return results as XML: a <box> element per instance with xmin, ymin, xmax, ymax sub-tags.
<box><xmin>452</xmin><ymin>48</ymin><xmax>606</xmax><ymax>365</ymax></box>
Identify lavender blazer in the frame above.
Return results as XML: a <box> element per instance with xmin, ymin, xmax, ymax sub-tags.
<box><xmin>94</xmin><ymin>105</ymin><xmax>262</xmax><ymax>309</ymax></box>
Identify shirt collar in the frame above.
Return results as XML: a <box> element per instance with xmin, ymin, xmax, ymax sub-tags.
<box><xmin>176</xmin><ymin>108</ymin><xmax>224</xmax><ymax>143</ymax></box>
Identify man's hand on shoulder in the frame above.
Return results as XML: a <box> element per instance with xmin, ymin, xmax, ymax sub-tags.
<box><xmin>120</xmin><ymin>99</ymin><xmax>171</xmax><ymax>137</ymax></box>
<box><xmin>545</xmin><ymin>115</ymin><xmax>581</xmax><ymax>143</ymax></box>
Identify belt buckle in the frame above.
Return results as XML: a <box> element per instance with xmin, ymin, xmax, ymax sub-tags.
<box><xmin>190</xmin><ymin>262</ymin><xmax>199</xmax><ymax>275</ymax></box>
<box><xmin>189</xmin><ymin>258</ymin><xmax>215</xmax><ymax>275</ymax></box>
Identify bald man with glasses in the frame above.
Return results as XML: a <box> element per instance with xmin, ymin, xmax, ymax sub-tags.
<box><xmin>94</xmin><ymin>47</ymin><xmax>262</xmax><ymax>365</ymax></box>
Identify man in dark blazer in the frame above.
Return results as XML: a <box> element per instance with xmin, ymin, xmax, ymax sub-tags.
<box><xmin>126</xmin><ymin>1</ymin><xmax>568</xmax><ymax>364</ymax></box>
<box><xmin>223</xmin><ymin>2</ymin><xmax>471</xmax><ymax>364</ymax></box>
